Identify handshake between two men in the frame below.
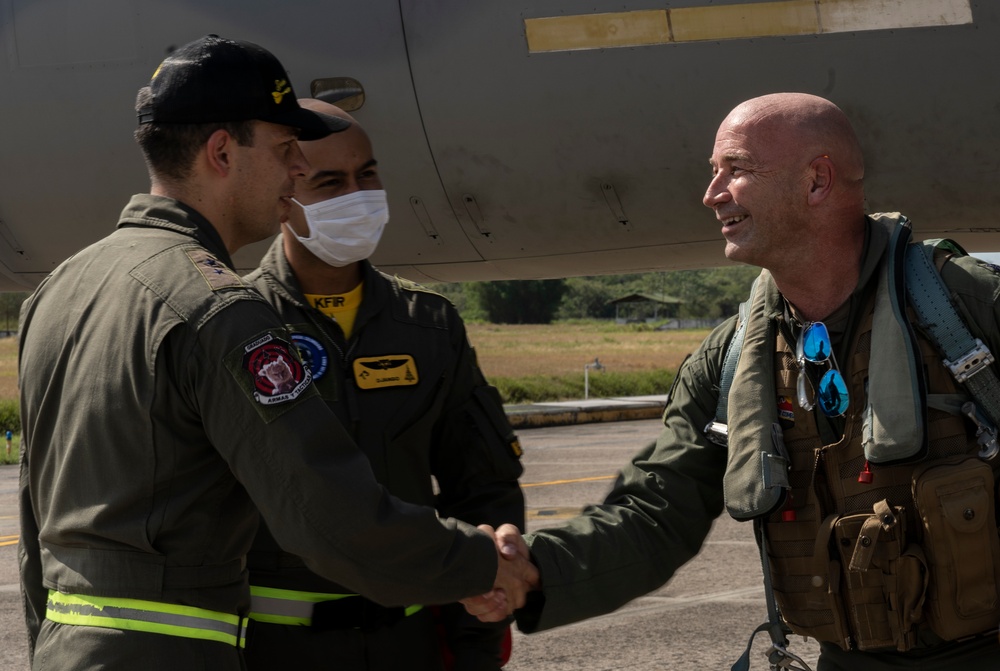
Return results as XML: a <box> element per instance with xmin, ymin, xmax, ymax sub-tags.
<box><xmin>468</xmin><ymin>524</ymin><xmax>538</xmax><ymax>622</ymax></box>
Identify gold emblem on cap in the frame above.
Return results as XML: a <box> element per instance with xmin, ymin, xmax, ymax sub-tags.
<box><xmin>272</xmin><ymin>79</ymin><xmax>291</xmax><ymax>104</ymax></box>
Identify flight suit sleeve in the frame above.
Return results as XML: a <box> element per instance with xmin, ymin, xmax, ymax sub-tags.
<box><xmin>17</xmin><ymin>444</ymin><xmax>43</xmax><ymax>662</ymax></box>
<box><xmin>940</xmin><ymin>255</ymin><xmax>1000</xmax><ymax>360</ymax></box>
<box><xmin>431</xmin><ymin>318</ymin><xmax>524</xmax><ymax>670</ymax></box>
<box><xmin>515</xmin><ymin>322</ymin><xmax>735</xmax><ymax>633</ymax></box>
<box><xmin>193</xmin><ymin>299</ymin><xmax>498</xmax><ymax>607</ymax></box>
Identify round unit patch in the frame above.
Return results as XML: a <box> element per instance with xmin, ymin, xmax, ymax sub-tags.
<box><xmin>291</xmin><ymin>333</ymin><xmax>330</xmax><ymax>381</ymax></box>
<box><xmin>243</xmin><ymin>334</ymin><xmax>311</xmax><ymax>405</ymax></box>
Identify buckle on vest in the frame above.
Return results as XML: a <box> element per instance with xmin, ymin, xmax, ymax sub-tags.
<box><xmin>944</xmin><ymin>339</ymin><xmax>994</xmax><ymax>383</ymax></box>
<box><xmin>764</xmin><ymin>642</ymin><xmax>814</xmax><ymax>670</ymax></box>
<box><xmin>704</xmin><ymin>420</ymin><xmax>728</xmax><ymax>446</ymax></box>
<box><xmin>962</xmin><ymin>402</ymin><xmax>1000</xmax><ymax>460</ymax></box>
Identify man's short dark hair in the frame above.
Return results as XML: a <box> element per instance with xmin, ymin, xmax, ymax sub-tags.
<box><xmin>133</xmin><ymin>86</ymin><xmax>256</xmax><ymax>182</ymax></box>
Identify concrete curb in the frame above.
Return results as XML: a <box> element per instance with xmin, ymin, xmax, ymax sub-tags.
<box><xmin>504</xmin><ymin>395</ymin><xmax>667</xmax><ymax>429</ymax></box>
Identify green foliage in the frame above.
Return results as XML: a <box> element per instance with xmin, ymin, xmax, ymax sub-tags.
<box><xmin>492</xmin><ymin>369</ymin><xmax>674</xmax><ymax>404</ymax></box>
<box><xmin>0</xmin><ymin>399</ymin><xmax>19</xmax><ymax>464</ymax></box>
<box><xmin>0</xmin><ymin>399</ymin><xmax>19</xmax><ymax>433</ymax></box>
<box><xmin>657</xmin><ymin>266</ymin><xmax>761</xmax><ymax>318</ymax></box>
<box><xmin>0</xmin><ymin>292</ymin><xmax>27</xmax><ymax>332</ymax></box>
<box><xmin>468</xmin><ymin>279</ymin><xmax>568</xmax><ymax>324</ymax></box>
<box><xmin>429</xmin><ymin>268</ymin><xmax>759</xmax><ymax>323</ymax></box>
<box><xmin>556</xmin><ymin>277</ymin><xmax>618</xmax><ymax>320</ymax></box>
<box><xmin>422</xmin><ymin>282</ymin><xmax>488</xmax><ymax>322</ymax></box>
<box><xmin>0</xmin><ymin>434</ymin><xmax>18</xmax><ymax>465</ymax></box>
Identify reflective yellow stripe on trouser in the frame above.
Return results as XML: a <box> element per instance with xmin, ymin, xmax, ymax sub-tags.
<box><xmin>45</xmin><ymin>591</ymin><xmax>248</xmax><ymax>648</ymax></box>
<box><xmin>249</xmin><ymin>585</ymin><xmax>422</xmax><ymax>626</ymax></box>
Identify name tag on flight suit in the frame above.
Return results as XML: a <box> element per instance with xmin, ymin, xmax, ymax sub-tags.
<box><xmin>353</xmin><ymin>355</ymin><xmax>418</xmax><ymax>390</ymax></box>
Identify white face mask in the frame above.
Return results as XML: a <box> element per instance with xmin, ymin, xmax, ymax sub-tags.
<box><xmin>288</xmin><ymin>190</ymin><xmax>390</xmax><ymax>267</ymax></box>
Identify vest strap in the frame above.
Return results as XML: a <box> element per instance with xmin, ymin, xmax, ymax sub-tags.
<box><xmin>730</xmin><ymin>521</ymin><xmax>814</xmax><ymax>671</ymax></box>
<box><xmin>45</xmin><ymin>591</ymin><xmax>247</xmax><ymax>648</ymax></box>
<box><xmin>707</xmin><ymin>274</ymin><xmax>761</xmax><ymax>446</ymax></box>
<box><xmin>905</xmin><ymin>239</ymin><xmax>1000</xmax><ymax>459</ymax></box>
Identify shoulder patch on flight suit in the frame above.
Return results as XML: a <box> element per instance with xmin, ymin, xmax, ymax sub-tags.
<box><xmin>225</xmin><ymin>329</ymin><xmax>317</xmax><ymax>422</ymax></box>
<box><xmin>290</xmin><ymin>332</ymin><xmax>329</xmax><ymax>381</ymax></box>
<box><xmin>352</xmin><ymin>354</ymin><xmax>418</xmax><ymax>390</ymax></box>
<box><xmin>186</xmin><ymin>249</ymin><xmax>244</xmax><ymax>291</ymax></box>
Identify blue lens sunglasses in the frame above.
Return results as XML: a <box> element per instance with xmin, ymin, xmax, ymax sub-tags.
<box><xmin>796</xmin><ymin>322</ymin><xmax>849</xmax><ymax>417</ymax></box>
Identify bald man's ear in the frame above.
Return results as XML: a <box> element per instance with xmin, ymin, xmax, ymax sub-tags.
<box><xmin>204</xmin><ymin>129</ymin><xmax>236</xmax><ymax>178</ymax></box>
<box><xmin>807</xmin><ymin>155</ymin><xmax>835</xmax><ymax>205</ymax></box>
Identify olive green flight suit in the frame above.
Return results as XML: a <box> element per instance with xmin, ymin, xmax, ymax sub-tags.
<box><xmin>242</xmin><ymin>239</ymin><xmax>524</xmax><ymax>671</ymax></box>
<box><xmin>514</xmin><ymin>218</ymin><xmax>1000</xmax><ymax>670</ymax></box>
<box><xmin>18</xmin><ymin>195</ymin><xmax>496</xmax><ymax>670</ymax></box>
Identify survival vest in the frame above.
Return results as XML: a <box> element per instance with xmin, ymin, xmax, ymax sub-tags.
<box><xmin>716</xmin><ymin>215</ymin><xmax>1000</xmax><ymax>668</ymax></box>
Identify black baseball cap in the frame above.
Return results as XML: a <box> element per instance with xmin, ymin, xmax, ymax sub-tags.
<box><xmin>137</xmin><ymin>35</ymin><xmax>349</xmax><ymax>140</ymax></box>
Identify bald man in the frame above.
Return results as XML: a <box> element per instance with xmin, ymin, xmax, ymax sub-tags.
<box><xmin>243</xmin><ymin>101</ymin><xmax>525</xmax><ymax>671</ymax></box>
<box><xmin>466</xmin><ymin>93</ymin><xmax>1000</xmax><ymax>670</ymax></box>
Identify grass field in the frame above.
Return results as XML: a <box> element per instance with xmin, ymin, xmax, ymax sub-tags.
<box><xmin>0</xmin><ymin>337</ymin><xmax>15</xmax><ymax>402</ymax></box>
<box><xmin>467</xmin><ymin>322</ymin><xmax>707</xmax><ymax>379</ymax></box>
<box><xmin>0</xmin><ymin>323</ymin><xmax>710</xmax><ymax>461</ymax></box>
<box><xmin>0</xmin><ymin>324</ymin><xmax>709</xmax><ymax>401</ymax></box>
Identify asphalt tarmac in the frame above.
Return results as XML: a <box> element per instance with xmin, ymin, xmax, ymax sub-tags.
<box><xmin>0</xmin><ymin>418</ymin><xmax>820</xmax><ymax>670</ymax></box>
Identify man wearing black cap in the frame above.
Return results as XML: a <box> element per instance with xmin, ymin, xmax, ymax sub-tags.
<box><xmin>17</xmin><ymin>35</ymin><xmax>535</xmax><ymax>670</ymax></box>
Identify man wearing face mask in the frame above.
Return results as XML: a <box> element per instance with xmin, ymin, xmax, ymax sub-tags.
<box><xmin>242</xmin><ymin>100</ymin><xmax>525</xmax><ymax>671</ymax></box>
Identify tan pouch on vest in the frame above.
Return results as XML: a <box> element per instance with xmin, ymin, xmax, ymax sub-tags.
<box><xmin>835</xmin><ymin>500</ymin><xmax>926</xmax><ymax>651</ymax></box>
<box><xmin>912</xmin><ymin>457</ymin><xmax>1000</xmax><ymax>641</ymax></box>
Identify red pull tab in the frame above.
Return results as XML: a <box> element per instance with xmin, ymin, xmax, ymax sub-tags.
<box><xmin>858</xmin><ymin>460</ymin><xmax>873</xmax><ymax>484</ymax></box>
<box><xmin>781</xmin><ymin>492</ymin><xmax>796</xmax><ymax>522</ymax></box>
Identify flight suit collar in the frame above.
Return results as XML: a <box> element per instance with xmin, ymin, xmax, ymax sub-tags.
<box><xmin>256</xmin><ymin>236</ymin><xmax>390</xmax><ymax>333</ymax></box>
<box><xmin>723</xmin><ymin>213</ymin><xmax>921</xmax><ymax>519</ymax></box>
<box><xmin>257</xmin><ymin>236</ymin><xmax>306</xmax><ymax>308</ymax></box>
<box><xmin>761</xmin><ymin>217</ymin><xmax>885</xmax><ymax>329</ymax></box>
<box><xmin>117</xmin><ymin>193</ymin><xmax>235</xmax><ymax>268</ymax></box>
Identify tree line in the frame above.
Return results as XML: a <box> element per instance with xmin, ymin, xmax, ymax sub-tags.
<box><xmin>0</xmin><ymin>265</ymin><xmax>762</xmax><ymax>331</ymax></box>
<box><xmin>429</xmin><ymin>265</ymin><xmax>762</xmax><ymax>324</ymax></box>
<box><xmin>0</xmin><ymin>292</ymin><xmax>26</xmax><ymax>333</ymax></box>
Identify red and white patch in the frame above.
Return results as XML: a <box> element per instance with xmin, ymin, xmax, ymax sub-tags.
<box><xmin>243</xmin><ymin>333</ymin><xmax>312</xmax><ymax>405</ymax></box>
<box><xmin>777</xmin><ymin>394</ymin><xmax>795</xmax><ymax>422</ymax></box>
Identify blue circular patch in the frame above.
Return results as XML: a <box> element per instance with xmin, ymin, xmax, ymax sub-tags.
<box><xmin>290</xmin><ymin>333</ymin><xmax>329</xmax><ymax>381</ymax></box>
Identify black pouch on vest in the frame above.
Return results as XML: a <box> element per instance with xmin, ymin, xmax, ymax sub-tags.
<box><xmin>834</xmin><ymin>500</ymin><xmax>926</xmax><ymax>651</ymax></box>
<box><xmin>912</xmin><ymin>457</ymin><xmax>1000</xmax><ymax>641</ymax></box>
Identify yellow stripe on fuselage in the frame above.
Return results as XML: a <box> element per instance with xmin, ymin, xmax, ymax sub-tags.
<box><xmin>524</xmin><ymin>0</ymin><xmax>973</xmax><ymax>53</ymax></box>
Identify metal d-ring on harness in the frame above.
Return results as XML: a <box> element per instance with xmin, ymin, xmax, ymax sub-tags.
<box><xmin>729</xmin><ymin>529</ymin><xmax>814</xmax><ymax>671</ymax></box>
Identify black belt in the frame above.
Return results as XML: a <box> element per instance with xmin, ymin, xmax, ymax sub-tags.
<box><xmin>249</xmin><ymin>586</ymin><xmax>423</xmax><ymax>632</ymax></box>
<box><xmin>313</xmin><ymin>595</ymin><xmax>416</xmax><ymax>632</ymax></box>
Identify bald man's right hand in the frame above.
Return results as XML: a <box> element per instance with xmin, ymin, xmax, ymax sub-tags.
<box><xmin>464</xmin><ymin>524</ymin><xmax>539</xmax><ymax>622</ymax></box>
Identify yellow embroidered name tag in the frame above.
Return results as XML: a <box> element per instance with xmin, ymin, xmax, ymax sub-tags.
<box><xmin>353</xmin><ymin>355</ymin><xmax>418</xmax><ymax>390</ymax></box>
